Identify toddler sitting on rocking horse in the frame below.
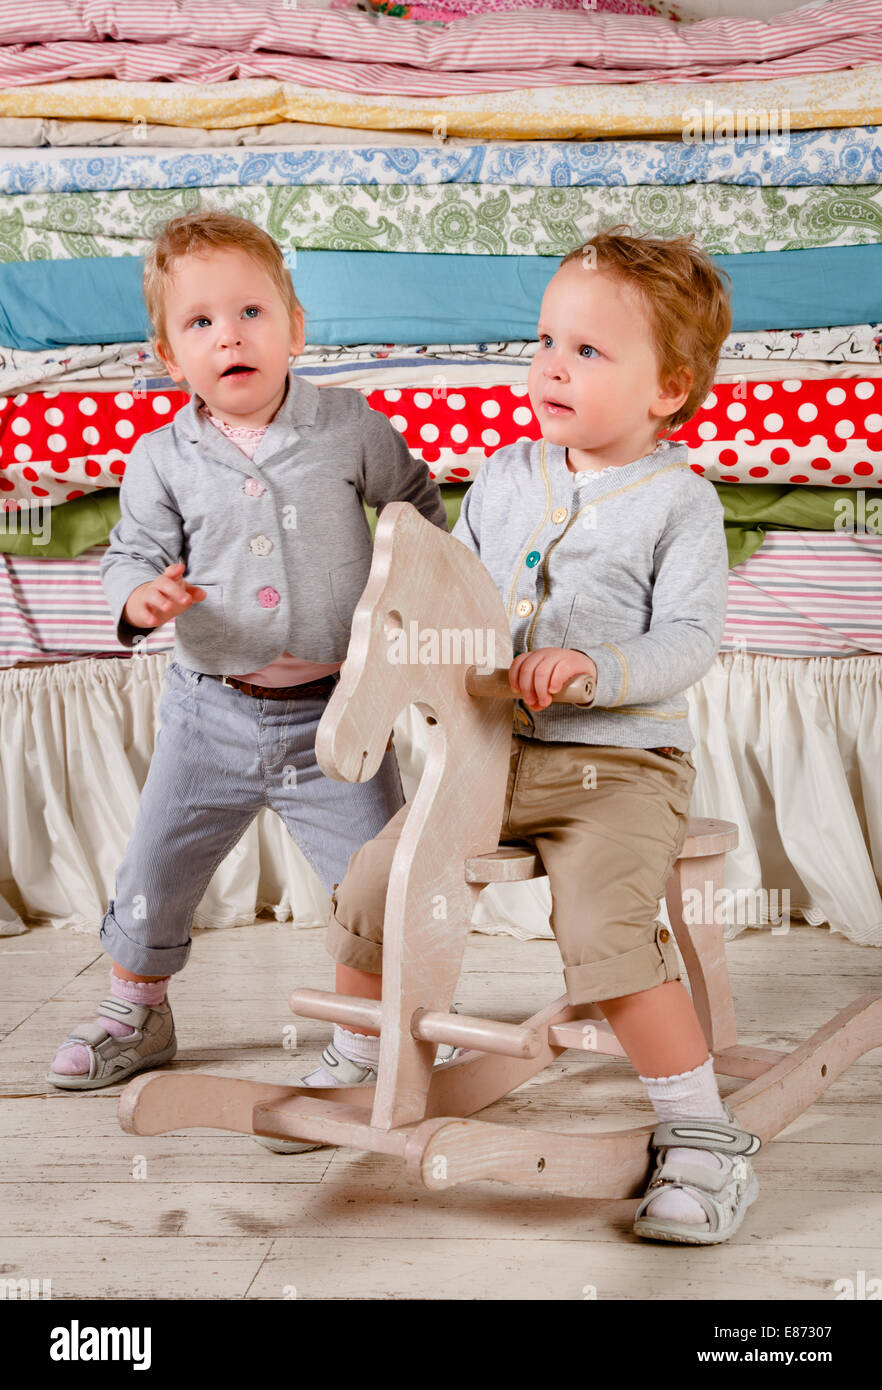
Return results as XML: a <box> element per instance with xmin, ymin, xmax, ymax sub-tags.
<box><xmin>270</xmin><ymin>224</ymin><xmax>763</xmax><ymax>1246</ymax></box>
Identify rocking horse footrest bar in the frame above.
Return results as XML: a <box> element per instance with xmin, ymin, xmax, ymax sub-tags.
<box><xmin>289</xmin><ymin>989</ymin><xmax>543</xmax><ymax>1060</ymax></box>
<box><xmin>289</xmin><ymin>988</ymin><xmax>382</xmax><ymax>1034</ymax></box>
<box><xmin>410</xmin><ymin>1008</ymin><xmax>543</xmax><ymax>1060</ymax></box>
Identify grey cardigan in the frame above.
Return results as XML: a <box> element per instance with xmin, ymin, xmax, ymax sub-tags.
<box><xmin>451</xmin><ymin>437</ymin><xmax>729</xmax><ymax>751</ymax></box>
<box><xmin>101</xmin><ymin>370</ymin><xmax>448</xmax><ymax>670</ymax></box>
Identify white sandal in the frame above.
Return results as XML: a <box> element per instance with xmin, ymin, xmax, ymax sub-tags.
<box><xmin>254</xmin><ymin>1036</ymin><xmax>469</xmax><ymax>1154</ymax></box>
<box><xmin>253</xmin><ymin>1040</ymin><xmax>377</xmax><ymax>1154</ymax></box>
<box><xmin>633</xmin><ymin>1102</ymin><xmax>761</xmax><ymax>1245</ymax></box>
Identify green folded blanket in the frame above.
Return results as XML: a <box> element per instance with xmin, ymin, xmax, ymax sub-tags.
<box><xmin>714</xmin><ymin>483</ymin><xmax>882</xmax><ymax>566</ymax></box>
<box><xmin>3</xmin><ymin>480</ymin><xmax>879</xmax><ymax>570</ymax></box>
<box><xmin>0</xmin><ymin>488</ymin><xmax>124</xmax><ymax>558</ymax></box>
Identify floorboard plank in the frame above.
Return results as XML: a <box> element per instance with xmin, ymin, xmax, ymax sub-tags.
<box><xmin>2</xmin><ymin>919</ymin><xmax>880</xmax><ymax>1300</ymax></box>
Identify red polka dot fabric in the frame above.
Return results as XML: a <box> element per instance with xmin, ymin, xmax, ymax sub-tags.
<box><xmin>366</xmin><ymin>380</ymin><xmax>882</xmax><ymax>487</ymax></box>
<box><xmin>1</xmin><ymin>378</ymin><xmax>880</xmax><ymax>506</ymax></box>
<box><xmin>0</xmin><ymin>388</ymin><xmax>182</xmax><ymax>505</ymax></box>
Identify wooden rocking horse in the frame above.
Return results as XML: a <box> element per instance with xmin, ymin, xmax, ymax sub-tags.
<box><xmin>120</xmin><ymin>502</ymin><xmax>882</xmax><ymax>1200</ymax></box>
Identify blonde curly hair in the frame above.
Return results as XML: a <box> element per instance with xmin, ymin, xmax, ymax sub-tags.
<box><xmin>142</xmin><ymin>208</ymin><xmax>304</xmax><ymax>358</ymax></box>
<box><xmin>559</xmin><ymin>224</ymin><xmax>733</xmax><ymax>436</ymax></box>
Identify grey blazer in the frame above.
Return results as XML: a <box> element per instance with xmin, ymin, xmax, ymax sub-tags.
<box><xmin>101</xmin><ymin>370</ymin><xmax>448</xmax><ymax>670</ymax></box>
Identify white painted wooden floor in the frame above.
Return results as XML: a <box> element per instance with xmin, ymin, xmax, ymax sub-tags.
<box><xmin>2</xmin><ymin>918</ymin><xmax>881</xmax><ymax>1301</ymax></box>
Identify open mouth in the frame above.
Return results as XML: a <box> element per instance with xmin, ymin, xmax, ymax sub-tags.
<box><xmin>221</xmin><ymin>365</ymin><xmax>256</xmax><ymax>378</ymax></box>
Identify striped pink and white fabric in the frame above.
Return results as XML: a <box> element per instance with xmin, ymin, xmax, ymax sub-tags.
<box><xmin>4</xmin><ymin>529</ymin><xmax>882</xmax><ymax>666</ymax></box>
<box><xmin>721</xmin><ymin>529</ymin><xmax>882</xmax><ymax>656</ymax></box>
<box><xmin>0</xmin><ymin>0</ymin><xmax>880</xmax><ymax>91</ymax></box>
<box><xmin>0</xmin><ymin>546</ymin><xmax>172</xmax><ymax>666</ymax></box>
<box><xmin>373</xmin><ymin>0</ymin><xmax>658</xmax><ymax>16</ymax></box>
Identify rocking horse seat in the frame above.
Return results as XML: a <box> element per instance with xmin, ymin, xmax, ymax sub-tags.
<box><xmin>465</xmin><ymin>818</ymin><xmax>739</xmax><ymax>884</ymax></box>
<box><xmin>465</xmin><ymin>843</ymin><xmax>540</xmax><ymax>883</ymax></box>
<box><xmin>289</xmin><ymin>816</ymin><xmax>739</xmax><ymax>1061</ymax></box>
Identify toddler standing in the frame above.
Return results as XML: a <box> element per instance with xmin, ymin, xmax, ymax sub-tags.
<box><xmin>47</xmin><ymin>210</ymin><xmax>447</xmax><ymax>1093</ymax></box>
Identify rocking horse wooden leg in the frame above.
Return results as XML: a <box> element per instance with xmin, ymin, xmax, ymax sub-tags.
<box><xmin>369</xmin><ymin>732</ymin><xmax>510</xmax><ymax>1131</ymax></box>
<box><xmin>118</xmin><ymin>998</ymin><xmax>584</xmax><ymax>1143</ymax></box>
<box><xmin>404</xmin><ymin>992</ymin><xmax>882</xmax><ymax>1198</ymax></box>
<box><xmin>666</xmin><ymin>851</ymin><xmax>738</xmax><ymax>1053</ymax></box>
<box><xmin>723</xmin><ymin>992</ymin><xmax>882</xmax><ymax>1143</ymax></box>
<box><xmin>118</xmin><ymin>1070</ymin><xmax>374</xmax><ymax>1137</ymax></box>
<box><xmin>405</xmin><ymin>1114</ymin><xmax>658</xmax><ymax>1199</ymax></box>
<box><xmin>423</xmin><ymin>996</ymin><xmax>582</xmax><ymax>1115</ymax></box>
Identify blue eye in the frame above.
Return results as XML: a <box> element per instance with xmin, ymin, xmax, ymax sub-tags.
<box><xmin>243</xmin><ymin>306</ymin><xmax>260</xmax><ymax>319</ymax></box>
<box><xmin>540</xmin><ymin>335</ymin><xmax>597</xmax><ymax>358</ymax></box>
<box><xmin>191</xmin><ymin>317</ymin><xmax>210</xmax><ymax>329</ymax></box>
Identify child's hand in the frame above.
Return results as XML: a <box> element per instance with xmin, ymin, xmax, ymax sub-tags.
<box><xmin>509</xmin><ymin>648</ymin><xmax>598</xmax><ymax>711</ymax></box>
<box><xmin>123</xmin><ymin>562</ymin><xmax>206</xmax><ymax>631</ymax></box>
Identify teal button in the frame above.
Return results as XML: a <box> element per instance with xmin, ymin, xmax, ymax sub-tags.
<box><xmin>525</xmin><ymin>550</ymin><xmax>541</xmax><ymax>568</ymax></box>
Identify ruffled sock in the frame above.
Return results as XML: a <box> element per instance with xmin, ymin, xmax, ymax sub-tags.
<box><xmin>300</xmin><ymin>1025</ymin><xmax>380</xmax><ymax>1086</ymax></box>
<box><xmin>50</xmin><ymin>968</ymin><xmax>170</xmax><ymax>1076</ymax></box>
<box><xmin>639</xmin><ymin>1056</ymin><xmax>729</xmax><ymax>1225</ymax></box>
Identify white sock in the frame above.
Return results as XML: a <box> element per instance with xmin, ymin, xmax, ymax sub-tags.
<box><xmin>333</xmin><ymin>1025</ymin><xmax>381</xmax><ymax>1067</ymax></box>
<box><xmin>298</xmin><ymin>1025</ymin><xmax>464</xmax><ymax>1087</ymax></box>
<box><xmin>300</xmin><ymin>1025</ymin><xmax>380</xmax><ymax>1087</ymax></box>
<box><xmin>639</xmin><ymin>1056</ymin><xmax>728</xmax><ymax>1226</ymax></box>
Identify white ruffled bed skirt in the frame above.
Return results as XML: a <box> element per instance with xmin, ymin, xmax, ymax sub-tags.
<box><xmin>1</xmin><ymin>650</ymin><xmax>880</xmax><ymax>947</ymax></box>
<box><xmin>687</xmin><ymin>651</ymin><xmax>882</xmax><ymax>948</ymax></box>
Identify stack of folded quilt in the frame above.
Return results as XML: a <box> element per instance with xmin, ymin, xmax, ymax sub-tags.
<box><xmin>0</xmin><ymin>0</ymin><xmax>879</xmax><ymax>946</ymax></box>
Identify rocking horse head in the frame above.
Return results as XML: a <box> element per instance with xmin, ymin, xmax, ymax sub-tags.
<box><xmin>316</xmin><ymin>502</ymin><xmax>514</xmax><ymax>785</ymax></box>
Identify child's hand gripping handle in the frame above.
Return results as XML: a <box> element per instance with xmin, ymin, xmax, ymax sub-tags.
<box><xmin>466</xmin><ymin>666</ymin><xmax>596</xmax><ymax>706</ymax></box>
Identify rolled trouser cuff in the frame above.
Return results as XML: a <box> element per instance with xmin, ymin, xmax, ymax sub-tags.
<box><xmin>562</xmin><ymin>925</ymin><xmax>680</xmax><ymax>1005</ymax></box>
<box><xmin>99</xmin><ymin>909</ymin><xmax>192</xmax><ymax>977</ymax></box>
<box><xmin>325</xmin><ymin>910</ymin><xmax>384</xmax><ymax>975</ymax></box>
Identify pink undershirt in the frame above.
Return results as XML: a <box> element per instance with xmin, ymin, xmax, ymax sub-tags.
<box><xmin>203</xmin><ymin>407</ymin><xmax>342</xmax><ymax>687</ymax></box>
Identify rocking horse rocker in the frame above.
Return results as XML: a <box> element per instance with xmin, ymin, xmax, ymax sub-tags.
<box><xmin>120</xmin><ymin>502</ymin><xmax>882</xmax><ymax>1213</ymax></box>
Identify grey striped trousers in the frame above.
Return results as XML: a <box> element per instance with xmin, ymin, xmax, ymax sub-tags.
<box><xmin>98</xmin><ymin>660</ymin><xmax>404</xmax><ymax>976</ymax></box>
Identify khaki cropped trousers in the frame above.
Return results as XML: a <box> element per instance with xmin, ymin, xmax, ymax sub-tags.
<box><xmin>327</xmin><ymin>736</ymin><xmax>696</xmax><ymax>1007</ymax></box>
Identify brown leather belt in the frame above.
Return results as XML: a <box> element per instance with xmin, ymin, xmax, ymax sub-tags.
<box><xmin>216</xmin><ymin>673</ymin><xmax>338</xmax><ymax>701</ymax></box>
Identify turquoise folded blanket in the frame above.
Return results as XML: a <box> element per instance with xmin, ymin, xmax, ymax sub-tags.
<box><xmin>1</xmin><ymin>242</ymin><xmax>881</xmax><ymax>350</ymax></box>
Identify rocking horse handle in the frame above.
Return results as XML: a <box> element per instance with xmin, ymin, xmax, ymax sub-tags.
<box><xmin>465</xmin><ymin>666</ymin><xmax>596</xmax><ymax>706</ymax></box>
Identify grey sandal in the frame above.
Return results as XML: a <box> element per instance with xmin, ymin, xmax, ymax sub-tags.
<box><xmin>633</xmin><ymin>1102</ymin><xmax>761</xmax><ymax>1245</ymax></box>
<box><xmin>46</xmin><ymin>996</ymin><xmax>176</xmax><ymax>1090</ymax></box>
